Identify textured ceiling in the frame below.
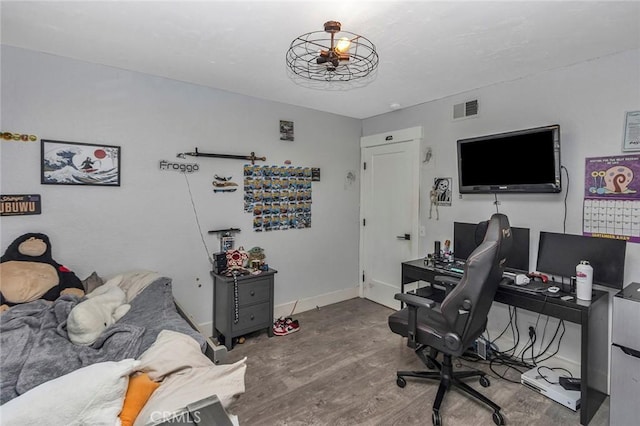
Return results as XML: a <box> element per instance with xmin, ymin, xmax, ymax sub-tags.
<box><xmin>2</xmin><ymin>1</ymin><xmax>639</xmax><ymax>119</ymax></box>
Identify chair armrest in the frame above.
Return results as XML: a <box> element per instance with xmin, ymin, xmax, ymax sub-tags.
<box><xmin>395</xmin><ymin>292</ymin><xmax>436</xmax><ymax>349</ymax></box>
<box><xmin>395</xmin><ymin>292</ymin><xmax>436</xmax><ymax>309</ymax></box>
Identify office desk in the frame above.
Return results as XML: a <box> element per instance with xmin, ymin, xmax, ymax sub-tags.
<box><xmin>402</xmin><ymin>259</ymin><xmax>609</xmax><ymax>426</ymax></box>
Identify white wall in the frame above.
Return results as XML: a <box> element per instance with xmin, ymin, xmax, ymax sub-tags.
<box><xmin>0</xmin><ymin>46</ymin><xmax>362</xmax><ymax>332</ymax></box>
<box><xmin>363</xmin><ymin>49</ymin><xmax>640</xmax><ymax>369</ymax></box>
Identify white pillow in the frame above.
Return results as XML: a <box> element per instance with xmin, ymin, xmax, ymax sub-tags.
<box><xmin>106</xmin><ymin>270</ymin><xmax>163</xmax><ymax>302</ymax></box>
<box><xmin>0</xmin><ymin>359</ymin><xmax>140</xmax><ymax>426</ymax></box>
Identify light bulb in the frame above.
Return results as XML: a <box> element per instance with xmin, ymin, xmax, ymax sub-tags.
<box><xmin>335</xmin><ymin>37</ymin><xmax>351</xmax><ymax>53</ymax></box>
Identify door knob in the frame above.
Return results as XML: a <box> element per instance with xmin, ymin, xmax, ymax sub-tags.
<box><xmin>396</xmin><ymin>233</ymin><xmax>411</xmax><ymax>240</ymax></box>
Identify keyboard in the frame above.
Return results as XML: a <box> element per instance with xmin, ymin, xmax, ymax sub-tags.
<box><xmin>434</xmin><ymin>261</ymin><xmax>465</xmax><ymax>275</ymax></box>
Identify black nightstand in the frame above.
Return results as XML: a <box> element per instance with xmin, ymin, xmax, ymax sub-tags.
<box><xmin>211</xmin><ymin>269</ymin><xmax>277</xmax><ymax>350</ymax></box>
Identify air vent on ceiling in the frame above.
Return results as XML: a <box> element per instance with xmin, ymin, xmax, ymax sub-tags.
<box><xmin>453</xmin><ymin>99</ymin><xmax>478</xmax><ymax>120</ymax></box>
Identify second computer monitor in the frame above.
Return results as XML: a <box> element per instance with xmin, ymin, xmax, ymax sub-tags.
<box><xmin>454</xmin><ymin>221</ymin><xmax>530</xmax><ymax>272</ymax></box>
<box><xmin>536</xmin><ymin>231</ymin><xmax>626</xmax><ymax>289</ymax></box>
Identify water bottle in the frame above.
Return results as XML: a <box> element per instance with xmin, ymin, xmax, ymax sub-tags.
<box><xmin>576</xmin><ymin>260</ymin><xmax>593</xmax><ymax>301</ymax></box>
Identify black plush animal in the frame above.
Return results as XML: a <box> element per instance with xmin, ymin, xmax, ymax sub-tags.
<box><xmin>0</xmin><ymin>232</ymin><xmax>84</xmax><ymax>312</ymax></box>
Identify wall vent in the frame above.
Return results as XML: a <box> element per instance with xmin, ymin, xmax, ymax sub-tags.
<box><xmin>453</xmin><ymin>99</ymin><xmax>478</xmax><ymax>120</ymax></box>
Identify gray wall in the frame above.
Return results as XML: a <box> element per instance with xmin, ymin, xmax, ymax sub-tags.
<box><xmin>0</xmin><ymin>46</ymin><xmax>362</xmax><ymax>331</ymax></box>
<box><xmin>364</xmin><ymin>48</ymin><xmax>639</xmax><ymax>287</ymax></box>
<box><xmin>364</xmin><ymin>48</ymin><xmax>640</xmax><ymax>370</ymax></box>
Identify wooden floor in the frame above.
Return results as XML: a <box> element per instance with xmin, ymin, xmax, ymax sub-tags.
<box><xmin>225</xmin><ymin>298</ymin><xmax>609</xmax><ymax>426</ymax></box>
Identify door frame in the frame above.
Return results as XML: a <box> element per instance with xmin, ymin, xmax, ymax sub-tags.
<box><xmin>359</xmin><ymin>126</ymin><xmax>422</xmax><ymax>300</ymax></box>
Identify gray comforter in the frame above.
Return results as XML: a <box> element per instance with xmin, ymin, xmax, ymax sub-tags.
<box><xmin>0</xmin><ymin>277</ymin><xmax>205</xmax><ymax>404</ymax></box>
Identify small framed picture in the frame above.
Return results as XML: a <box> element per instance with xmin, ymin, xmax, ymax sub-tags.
<box><xmin>622</xmin><ymin>110</ymin><xmax>640</xmax><ymax>152</ymax></box>
<box><xmin>221</xmin><ymin>236</ymin><xmax>235</xmax><ymax>252</ymax></box>
<box><xmin>41</xmin><ymin>140</ymin><xmax>121</xmax><ymax>186</ymax></box>
<box><xmin>280</xmin><ymin>120</ymin><xmax>294</xmax><ymax>141</ymax></box>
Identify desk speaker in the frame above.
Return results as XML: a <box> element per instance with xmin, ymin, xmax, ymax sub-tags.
<box><xmin>212</xmin><ymin>252</ymin><xmax>227</xmax><ymax>274</ymax></box>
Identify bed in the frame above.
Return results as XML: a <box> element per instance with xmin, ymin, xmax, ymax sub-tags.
<box><xmin>0</xmin><ymin>270</ymin><xmax>245</xmax><ymax>426</ymax></box>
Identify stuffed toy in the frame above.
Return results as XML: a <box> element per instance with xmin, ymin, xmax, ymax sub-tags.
<box><xmin>247</xmin><ymin>246</ymin><xmax>266</xmax><ymax>270</ymax></box>
<box><xmin>225</xmin><ymin>247</ymin><xmax>249</xmax><ymax>271</ymax></box>
<box><xmin>0</xmin><ymin>232</ymin><xmax>85</xmax><ymax>313</ymax></box>
<box><xmin>66</xmin><ymin>282</ymin><xmax>131</xmax><ymax>345</ymax></box>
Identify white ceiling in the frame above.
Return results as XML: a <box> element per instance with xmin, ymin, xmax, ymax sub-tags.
<box><xmin>2</xmin><ymin>1</ymin><xmax>639</xmax><ymax>119</ymax></box>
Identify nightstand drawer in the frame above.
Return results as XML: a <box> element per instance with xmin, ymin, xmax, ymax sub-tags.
<box><xmin>232</xmin><ymin>302</ymin><xmax>271</xmax><ymax>332</ymax></box>
<box><xmin>238</xmin><ymin>278</ymin><xmax>271</xmax><ymax>305</ymax></box>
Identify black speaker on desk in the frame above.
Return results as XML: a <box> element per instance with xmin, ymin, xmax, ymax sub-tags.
<box><xmin>212</xmin><ymin>252</ymin><xmax>227</xmax><ymax>274</ymax></box>
<box><xmin>434</xmin><ymin>241</ymin><xmax>441</xmax><ymax>259</ymax></box>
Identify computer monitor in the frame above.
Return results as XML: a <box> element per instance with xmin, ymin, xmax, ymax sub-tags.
<box><xmin>453</xmin><ymin>222</ymin><xmax>479</xmax><ymax>262</ymax></box>
<box><xmin>453</xmin><ymin>221</ymin><xmax>530</xmax><ymax>272</ymax></box>
<box><xmin>536</xmin><ymin>231</ymin><xmax>626</xmax><ymax>289</ymax></box>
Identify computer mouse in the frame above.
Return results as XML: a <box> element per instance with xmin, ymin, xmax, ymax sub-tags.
<box><xmin>548</xmin><ymin>286</ymin><xmax>560</xmax><ymax>293</ymax></box>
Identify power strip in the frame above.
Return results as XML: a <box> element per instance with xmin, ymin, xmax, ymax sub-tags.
<box><xmin>476</xmin><ymin>338</ymin><xmax>488</xmax><ymax>360</ymax></box>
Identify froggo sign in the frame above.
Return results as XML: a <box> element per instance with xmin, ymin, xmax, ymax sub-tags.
<box><xmin>159</xmin><ymin>160</ymin><xmax>200</xmax><ymax>173</ymax></box>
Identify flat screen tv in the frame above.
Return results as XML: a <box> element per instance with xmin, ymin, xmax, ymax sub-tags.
<box><xmin>457</xmin><ymin>125</ymin><xmax>561</xmax><ymax>194</ymax></box>
<box><xmin>536</xmin><ymin>231</ymin><xmax>626</xmax><ymax>289</ymax></box>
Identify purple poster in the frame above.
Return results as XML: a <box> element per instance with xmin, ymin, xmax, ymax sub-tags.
<box><xmin>583</xmin><ymin>155</ymin><xmax>640</xmax><ymax>243</ymax></box>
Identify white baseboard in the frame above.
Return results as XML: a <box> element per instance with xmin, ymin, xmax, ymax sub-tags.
<box><xmin>200</xmin><ymin>322</ymin><xmax>214</xmax><ymax>339</ymax></box>
<box><xmin>198</xmin><ymin>286</ymin><xmax>360</xmax><ymax>338</ymax></box>
<box><xmin>273</xmin><ymin>286</ymin><xmax>360</xmax><ymax>319</ymax></box>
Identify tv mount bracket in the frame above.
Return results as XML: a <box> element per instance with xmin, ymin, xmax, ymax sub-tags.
<box><xmin>177</xmin><ymin>148</ymin><xmax>266</xmax><ymax>165</ymax></box>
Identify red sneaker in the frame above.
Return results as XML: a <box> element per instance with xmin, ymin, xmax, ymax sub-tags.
<box><xmin>273</xmin><ymin>318</ymin><xmax>300</xmax><ymax>336</ymax></box>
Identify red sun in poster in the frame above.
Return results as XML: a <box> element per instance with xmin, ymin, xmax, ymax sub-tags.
<box><xmin>94</xmin><ymin>149</ymin><xmax>106</xmax><ymax>159</ymax></box>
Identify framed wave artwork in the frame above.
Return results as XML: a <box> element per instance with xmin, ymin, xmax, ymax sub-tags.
<box><xmin>41</xmin><ymin>140</ymin><xmax>121</xmax><ymax>186</ymax></box>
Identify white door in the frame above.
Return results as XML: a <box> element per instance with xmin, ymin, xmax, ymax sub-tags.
<box><xmin>360</xmin><ymin>127</ymin><xmax>421</xmax><ymax>309</ymax></box>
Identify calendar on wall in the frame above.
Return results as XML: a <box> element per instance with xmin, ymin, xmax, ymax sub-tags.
<box><xmin>583</xmin><ymin>154</ymin><xmax>640</xmax><ymax>243</ymax></box>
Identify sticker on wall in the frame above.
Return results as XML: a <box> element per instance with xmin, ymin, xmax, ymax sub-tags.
<box><xmin>1</xmin><ymin>194</ymin><xmax>41</xmax><ymax>216</ymax></box>
<box><xmin>244</xmin><ymin>164</ymin><xmax>312</xmax><ymax>231</ymax></box>
<box><xmin>433</xmin><ymin>177</ymin><xmax>452</xmax><ymax>206</ymax></box>
<box><xmin>311</xmin><ymin>167</ymin><xmax>321</xmax><ymax>181</ymax></box>
<box><xmin>280</xmin><ymin>120</ymin><xmax>294</xmax><ymax>141</ymax></box>
<box><xmin>583</xmin><ymin>154</ymin><xmax>640</xmax><ymax>243</ymax></box>
<box><xmin>159</xmin><ymin>160</ymin><xmax>200</xmax><ymax>173</ymax></box>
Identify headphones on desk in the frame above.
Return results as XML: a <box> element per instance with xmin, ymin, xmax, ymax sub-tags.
<box><xmin>527</xmin><ymin>272</ymin><xmax>549</xmax><ymax>283</ymax></box>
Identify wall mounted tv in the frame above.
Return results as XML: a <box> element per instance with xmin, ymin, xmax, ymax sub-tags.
<box><xmin>457</xmin><ymin>124</ymin><xmax>561</xmax><ymax>194</ymax></box>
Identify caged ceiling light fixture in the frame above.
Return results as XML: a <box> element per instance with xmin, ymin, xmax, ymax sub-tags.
<box><xmin>286</xmin><ymin>20</ymin><xmax>379</xmax><ymax>86</ymax></box>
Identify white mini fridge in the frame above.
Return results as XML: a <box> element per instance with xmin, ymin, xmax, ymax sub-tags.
<box><xmin>610</xmin><ymin>282</ymin><xmax>640</xmax><ymax>426</ymax></box>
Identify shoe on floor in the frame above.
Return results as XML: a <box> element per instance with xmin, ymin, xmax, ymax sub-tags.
<box><xmin>273</xmin><ymin>317</ymin><xmax>300</xmax><ymax>336</ymax></box>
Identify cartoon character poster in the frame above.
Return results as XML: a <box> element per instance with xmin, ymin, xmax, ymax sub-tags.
<box><xmin>583</xmin><ymin>155</ymin><xmax>640</xmax><ymax>243</ymax></box>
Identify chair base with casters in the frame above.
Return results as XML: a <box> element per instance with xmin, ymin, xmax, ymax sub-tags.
<box><xmin>395</xmin><ymin>344</ymin><xmax>505</xmax><ymax>426</ymax></box>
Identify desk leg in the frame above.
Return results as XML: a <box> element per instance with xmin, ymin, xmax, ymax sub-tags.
<box><xmin>580</xmin><ymin>293</ymin><xmax>609</xmax><ymax>425</ymax></box>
